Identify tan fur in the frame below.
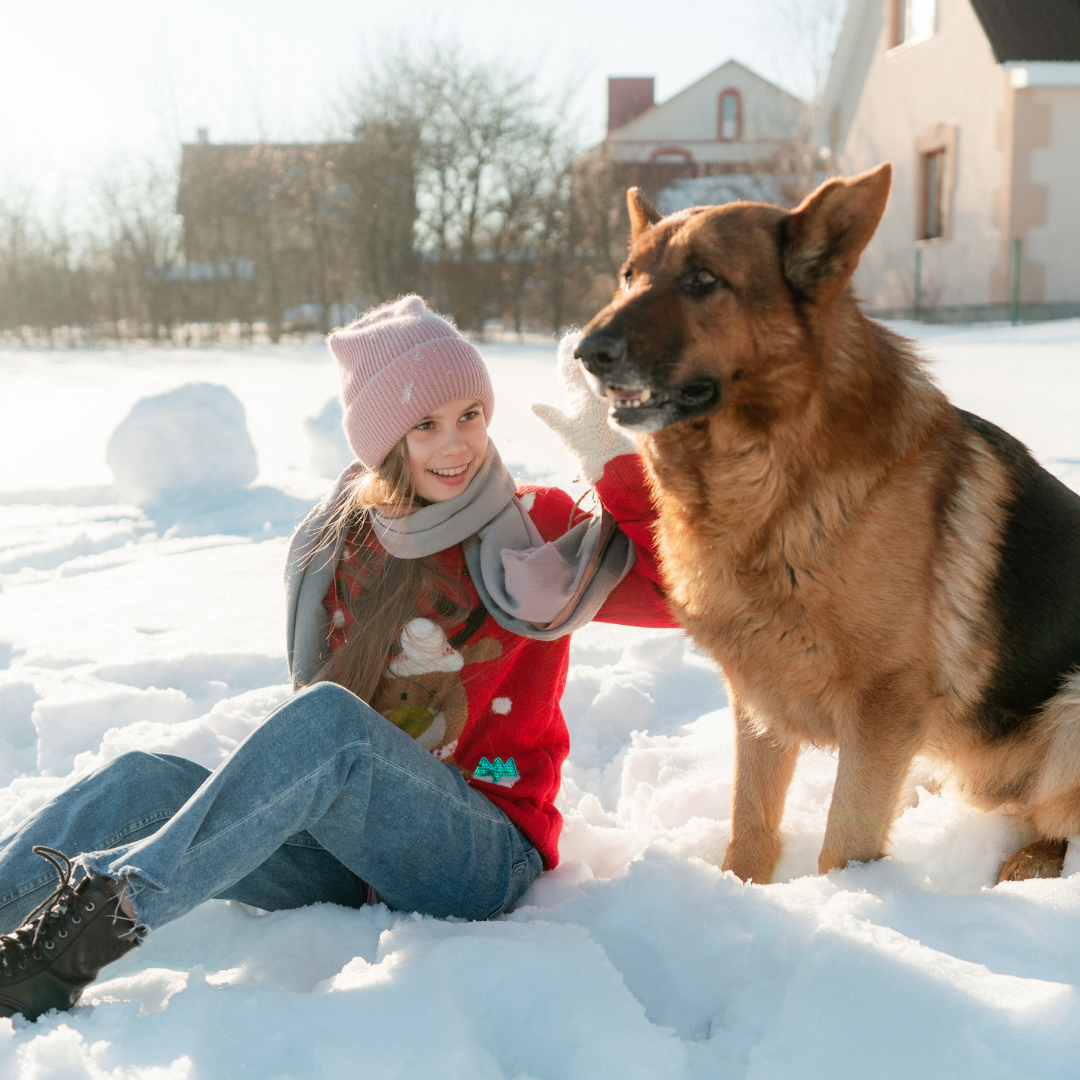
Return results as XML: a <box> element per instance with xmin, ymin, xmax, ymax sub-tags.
<box><xmin>579</xmin><ymin>164</ymin><xmax>1080</xmax><ymax>883</ymax></box>
<box><xmin>998</xmin><ymin>839</ymin><xmax>1067</xmax><ymax>882</ymax></box>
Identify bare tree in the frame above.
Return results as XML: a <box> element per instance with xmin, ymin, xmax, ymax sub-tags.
<box><xmin>769</xmin><ymin>0</ymin><xmax>848</xmax><ymax>118</ymax></box>
<box><xmin>763</xmin><ymin>0</ymin><xmax>848</xmax><ymax>202</ymax></box>
<box><xmin>95</xmin><ymin>156</ymin><xmax>184</xmax><ymax>340</ymax></box>
<box><xmin>0</xmin><ymin>185</ymin><xmax>95</xmax><ymax>340</ymax></box>
<box><xmin>346</xmin><ymin>43</ymin><xmax>576</xmax><ymax>333</ymax></box>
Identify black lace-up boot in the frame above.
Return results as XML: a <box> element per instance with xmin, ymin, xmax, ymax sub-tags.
<box><xmin>0</xmin><ymin>846</ymin><xmax>140</xmax><ymax>1021</ymax></box>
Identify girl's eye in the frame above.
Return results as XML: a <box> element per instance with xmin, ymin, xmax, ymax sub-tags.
<box><xmin>460</xmin><ymin>410</ymin><xmax>478</xmax><ymax>422</ymax></box>
<box><xmin>415</xmin><ymin>420</ymin><xmax>434</xmax><ymax>431</ymax></box>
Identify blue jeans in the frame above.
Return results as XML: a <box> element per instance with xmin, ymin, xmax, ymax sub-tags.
<box><xmin>0</xmin><ymin>683</ymin><xmax>543</xmax><ymax>935</ymax></box>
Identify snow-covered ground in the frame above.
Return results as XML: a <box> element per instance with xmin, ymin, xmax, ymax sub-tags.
<box><xmin>1</xmin><ymin>321</ymin><xmax>1079</xmax><ymax>1078</ymax></box>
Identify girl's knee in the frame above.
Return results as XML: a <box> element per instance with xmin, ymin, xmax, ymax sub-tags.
<box><xmin>295</xmin><ymin>681</ymin><xmax>358</xmax><ymax>709</ymax></box>
<box><xmin>289</xmin><ymin>682</ymin><xmax>374</xmax><ymax>728</ymax></box>
<box><xmin>86</xmin><ymin>751</ymin><xmax>209</xmax><ymax>793</ymax></box>
<box><xmin>272</xmin><ymin>682</ymin><xmax>383</xmax><ymax>748</ymax></box>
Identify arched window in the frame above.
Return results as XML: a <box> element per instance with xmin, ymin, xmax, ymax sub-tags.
<box><xmin>650</xmin><ymin>147</ymin><xmax>693</xmax><ymax>165</ymax></box>
<box><xmin>718</xmin><ymin>90</ymin><xmax>742</xmax><ymax>142</ymax></box>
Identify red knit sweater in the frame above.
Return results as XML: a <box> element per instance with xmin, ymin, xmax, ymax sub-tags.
<box><xmin>324</xmin><ymin>454</ymin><xmax>677</xmax><ymax>869</ymax></box>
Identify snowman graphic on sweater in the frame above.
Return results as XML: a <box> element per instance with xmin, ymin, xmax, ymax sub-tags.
<box><xmin>372</xmin><ymin>617</ymin><xmax>505</xmax><ymax>777</ymax></box>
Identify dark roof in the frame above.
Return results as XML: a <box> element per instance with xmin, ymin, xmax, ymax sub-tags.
<box><xmin>969</xmin><ymin>0</ymin><xmax>1080</xmax><ymax>62</ymax></box>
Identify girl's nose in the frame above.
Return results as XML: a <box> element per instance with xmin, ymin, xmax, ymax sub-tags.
<box><xmin>437</xmin><ymin>428</ymin><xmax>467</xmax><ymax>456</ymax></box>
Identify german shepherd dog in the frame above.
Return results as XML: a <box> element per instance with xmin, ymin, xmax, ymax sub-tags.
<box><xmin>575</xmin><ymin>164</ymin><xmax>1080</xmax><ymax>885</ymax></box>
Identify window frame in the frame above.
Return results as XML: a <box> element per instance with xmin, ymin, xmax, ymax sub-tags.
<box><xmin>649</xmin><ymin>147</ymin><xmax>694</xmax><ymax>165</ymax></box>
<box><xmin>914</xmin><ymin>123</ymin><xmax>958</xmax><ymax>244</ymax></box>
<box><xmin>717</xmin><ymin>89</ymin><xmax>742</xmax><ymax>142</ymax></box>
<box><xmin>889</xmin><ymin>0</ymin><xmax>937</xmax><ymax>50</ymax></box>
<box><xmin>920</xmin><ymin>149</ymin><xmax>945</xmax><ymax>240</ymax></box>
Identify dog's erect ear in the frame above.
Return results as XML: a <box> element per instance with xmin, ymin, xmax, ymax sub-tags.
<box><xmin>627</xmin><ymin>187</ymin><xmax>661</xmax><ymax>242</ymax></box>
<box><xmin>782</xmin><ymin>163</ymin><xmax>891</xmax><ymax>301</ymax></box>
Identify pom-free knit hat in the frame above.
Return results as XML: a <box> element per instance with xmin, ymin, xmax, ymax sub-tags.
<box><xmin>328</xmin><ymin>296</ymin><xmax>494</xmax><ymax>469</ymax></box>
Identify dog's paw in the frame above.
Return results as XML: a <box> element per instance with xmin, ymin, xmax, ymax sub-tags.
<box><xmin>721</xmin><ymin>849</ymin><xmax>776</xmax><ymax>885</ymax></box>
<box><xmin>997</xmin><ymin>839</ymin><xmax>1067</xmax><ymax>883</ymax></box>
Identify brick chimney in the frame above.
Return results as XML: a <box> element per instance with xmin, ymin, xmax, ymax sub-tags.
<box><xmin>608</xmin><ymin>77</ymin><xmax>654</xmax><ymax>133</ymax></box>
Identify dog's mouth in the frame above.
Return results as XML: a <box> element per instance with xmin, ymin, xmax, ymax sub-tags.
<box><xmin>602</xmin><ymin>379</ymin><xmax>720</xmax><ymax>429</ymax></box>
<box><xmin>606</xmin><ymin>387</ymin><xmax>658</xmax><ymax>411</ymax></box>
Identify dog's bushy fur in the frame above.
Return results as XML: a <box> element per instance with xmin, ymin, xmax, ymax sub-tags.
<box><xmin>576</xmin><ymin>165</ymin><xmax>1080</xmax><ymax>884</ymax></box>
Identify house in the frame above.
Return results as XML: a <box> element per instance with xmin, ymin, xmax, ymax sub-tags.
<box><xmin>176</xmin><ymin>138</ymin><xmax>376</xmax><ymax>335</ymax></box>
<box><xmin>820</xmin><ymin>0</ymin><xmax>1080</xmax><ymax>319</ymax></box>
<box><xmin>597</xmin><ymin>60</ymin><xmax>810</xmax><ymax>212</ymax></box>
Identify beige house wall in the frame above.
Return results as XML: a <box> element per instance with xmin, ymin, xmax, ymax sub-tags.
<box><xmin>839</xmin><ymin>0</ymin><xmax>1009</xmax><ymax>311</ymax></box>
<box><xmin>990</xmin><ymin>87</ymin><xmax>1050</xmax><ymax>304</ymax></box>
<box><xmin>1026</xmin><ymin>87</ymin><xmax>1080</xmax><ymax>303</ymax></box>
<box><xmin>608</xmin><ymin>61</ymin><xmax>807</xmax><ymax>166</ymax></box>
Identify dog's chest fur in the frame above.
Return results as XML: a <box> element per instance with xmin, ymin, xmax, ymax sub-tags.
<box><xmin>639</xmin><ymin>413</ymin><xmax>1008</xmax><ymax>750</ymax></box>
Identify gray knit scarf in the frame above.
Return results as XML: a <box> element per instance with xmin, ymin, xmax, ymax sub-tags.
<box><xmin>369</xmin><ymin>444</ymin><xmax>635</xmax><ymax>641</ymax></box>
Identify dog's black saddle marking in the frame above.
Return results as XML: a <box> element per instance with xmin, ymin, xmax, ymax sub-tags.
<box><xmin>959</xmin><ymin>409</ymin><xmax>1080</xmax><ymax>739</ymax></box>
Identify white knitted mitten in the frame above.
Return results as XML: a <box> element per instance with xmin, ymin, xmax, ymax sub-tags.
<box><xmin>531</xmin><ymin>331</ymin><xmax>636</xmax><ymax>486</ymax></box>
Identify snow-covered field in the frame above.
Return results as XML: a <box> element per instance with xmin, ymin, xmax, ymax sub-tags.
<box><xmin>1</xmin><ymin>320</ymin><xmax>1080</xmax><ymax>1078</ymax></box>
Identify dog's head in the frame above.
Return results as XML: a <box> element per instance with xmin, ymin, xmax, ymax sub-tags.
<box><xmin>575</xmin><ymin>164</ymin><xmax>892</xmax><ymax>434</ymax></box>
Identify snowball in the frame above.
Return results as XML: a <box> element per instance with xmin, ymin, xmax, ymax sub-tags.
<box><xmin>304</xmin><ymin>397</ymin><xmax>355</xmax><ymax>478</ymax></box>
<box><xmin>106</xmin><ymin>383</ymin><xmax>258</xmax><ymax>503</ymax></box>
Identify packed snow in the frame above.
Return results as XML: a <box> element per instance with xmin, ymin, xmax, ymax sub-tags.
<box><xmin>1</xmin><ymin>321</ymin><xmax>1079</xmax><ymax>1078</ymax></box>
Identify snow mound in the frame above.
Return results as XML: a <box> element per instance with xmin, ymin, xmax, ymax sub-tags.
<box><xmin>106</xmin><ymin>383</ymin><xmax>258</xmax><ymax>504</ymax></box>
<box><xmin>304</xmin><ymin>397</ymin><xmax>354</xmax><ymax>478</ymax></box>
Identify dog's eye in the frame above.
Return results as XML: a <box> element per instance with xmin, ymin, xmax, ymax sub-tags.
<box><xmin>684</xmin><ymin>268</ymin><xmax>720</xmax><ymax>296</ymax></box>
<box><xmin>622</xmin><ymin>268</ymin><xmax>633</xmax><ymax>290</ymax></box>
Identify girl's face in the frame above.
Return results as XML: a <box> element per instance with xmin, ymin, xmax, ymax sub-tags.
<box><xmin>404</xmin><ymin>397</ymin><xmax>489</xmax><ymax>503</ymax></box>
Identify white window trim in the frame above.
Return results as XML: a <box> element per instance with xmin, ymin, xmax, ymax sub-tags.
<box><xmin>886</xmin><ymin>0</ymin><xmax>937</xmax><ymax>54</ymax></box>
<box><xmin>1005</xmin><ymin>62</ymin><xmax>1080</xmax><ymax>88</ymax></box>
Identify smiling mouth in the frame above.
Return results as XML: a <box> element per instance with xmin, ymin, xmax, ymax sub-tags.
<box><xmin>429</xmin><ymin>463</ymin><xmax>470</xmax><ymax>477</ymax></box>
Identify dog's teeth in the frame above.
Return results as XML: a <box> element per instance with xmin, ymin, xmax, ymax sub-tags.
<box><xmin>639</xmin><ymin>388</ymin><xmax>652</xmax><ymax>404</ymax></box>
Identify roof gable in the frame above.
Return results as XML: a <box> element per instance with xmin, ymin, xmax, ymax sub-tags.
<box><xmin>610</xmin><ymin>59</ymin><xmax>806</xmax><ymax>143</ymax></box>
<box><xmin>969</xmin><ymin>0</ymin><xmax>1080</xmax><ymax>62</ymax></box>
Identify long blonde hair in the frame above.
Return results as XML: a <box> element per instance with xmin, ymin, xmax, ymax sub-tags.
<box><xmin>309</xmin><ymin>439</ymin><xmax>470</xmax><ymax>704</ymax></box>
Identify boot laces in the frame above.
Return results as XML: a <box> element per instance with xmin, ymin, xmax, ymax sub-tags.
<box><xmin>0</xmin><ymin>846</ymin><xmax>106</xmax><ymax>972</ymax></box>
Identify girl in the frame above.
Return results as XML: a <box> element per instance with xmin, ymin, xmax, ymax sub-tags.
<box><xmin>0</xmin><ymin>296</ymin><xmax>676</xmax><ymax>1022</ymax></box>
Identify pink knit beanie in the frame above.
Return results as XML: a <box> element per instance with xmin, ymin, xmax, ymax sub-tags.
<box><xmin>327</xmin><ymin>296</ymin><xmax>495</xmax><ymax>469</ymax></box>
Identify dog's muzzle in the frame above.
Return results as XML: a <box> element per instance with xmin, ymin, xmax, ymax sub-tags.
<box><xmin>575</xmin><ymin>331</ymin><xmax>720</xmax><ymax>432</ymax></box>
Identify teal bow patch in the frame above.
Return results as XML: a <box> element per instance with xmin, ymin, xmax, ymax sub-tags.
<box><xmin>473</xmin><ymin>757</ymin><xmax>520</xmax><ymax>783</ymax></box>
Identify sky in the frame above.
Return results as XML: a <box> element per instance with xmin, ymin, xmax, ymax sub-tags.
<box><xmin>1</xmin><ymin>0</ymin><xmax>837</xmax><ymax>216</ymax></box>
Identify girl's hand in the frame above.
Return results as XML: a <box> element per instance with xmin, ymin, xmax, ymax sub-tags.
<box><xmin>531</xmin><ymin>331</ymin><xmax>636</xmax><ymax>486</ymax></box>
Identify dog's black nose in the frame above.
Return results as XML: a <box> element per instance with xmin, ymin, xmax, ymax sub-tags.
<box><xmin>575</xmin><ymin>332</ymin><xmax>626</xmax><ymax>374</ymax></box>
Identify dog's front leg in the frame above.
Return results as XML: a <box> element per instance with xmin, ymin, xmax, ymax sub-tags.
<box><xmin>722</xmin><ymin>694</ymin><xmax>800</xmax><ymax>884</ymax></box>
<box><xmin>818</xmin><ymin>705</ymin><xmax>923</xmax><ymax>874</ymax></box>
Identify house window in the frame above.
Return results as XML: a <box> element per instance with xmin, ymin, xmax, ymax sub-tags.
<box><xmin>651</xmin><ymin>147</ymin><xmax>693</xmax><ymax>164</ymax></box>
<box><xmin>921</xmin><ymin>149</ymin><xmax>945</xmax><ymax>239</ymax></box>
<box><xmin>718</xmin><ymin>90</ymin><xmax>742</xmax><ymax>141</ymax></box>
<box><xmin>891</xmin><ymin>0</ymin><xmax>936</xmax><ymax>48</ymax></box>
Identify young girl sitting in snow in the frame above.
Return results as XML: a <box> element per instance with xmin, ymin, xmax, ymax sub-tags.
<box><xmin>0</xmin><ymin>296</ymin><xmax>677</xmax><ymax>1022</ymax></box>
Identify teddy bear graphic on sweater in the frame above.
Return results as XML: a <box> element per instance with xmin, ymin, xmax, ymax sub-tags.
<box><xmin>371</xmin><ymin>617</ymin><xmax>505</xmax><ymax>775</ymax></box>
